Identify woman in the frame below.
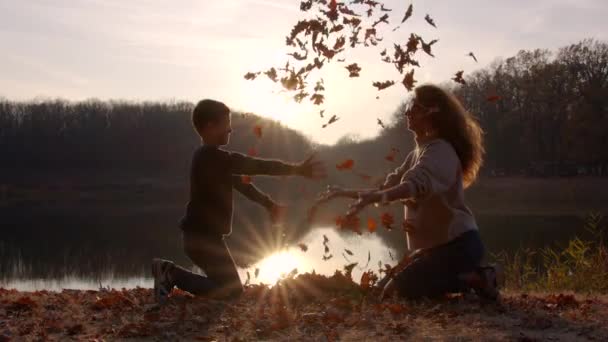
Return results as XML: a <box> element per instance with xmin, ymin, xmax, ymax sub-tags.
<box><xmin>320</xmin><ymin>84</ymin><xmax>502</xmax><ymax>300</ymax></box>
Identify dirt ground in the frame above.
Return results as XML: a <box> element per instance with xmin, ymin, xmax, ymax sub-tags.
<box><xmin>1</xmin><ymin>278</ymin><xmax>607</xmax><ymax>342</ymax></box>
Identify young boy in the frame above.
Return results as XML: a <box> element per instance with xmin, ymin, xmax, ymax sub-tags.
<box><xmin>152</xmin><ymin>99</ymin><xmax>325</xmax><ymax>302</ymax></box>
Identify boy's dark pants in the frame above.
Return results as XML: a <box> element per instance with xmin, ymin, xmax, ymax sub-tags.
<box><xmin>170</xmin><ymin>231</ymin><xmax>243</xmax><ymax>297</ymax></box>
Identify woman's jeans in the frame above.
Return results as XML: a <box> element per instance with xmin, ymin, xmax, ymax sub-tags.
<box><xmin>394</xmin><ymin>229</ymin><xmax>485</xmax><ymax>299</ymax></box>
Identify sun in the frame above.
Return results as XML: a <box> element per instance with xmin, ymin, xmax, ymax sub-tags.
<box><xmin>254</xmin><ymin>250</ymin><xmax>304</xmax><ymax>285</ymax></box>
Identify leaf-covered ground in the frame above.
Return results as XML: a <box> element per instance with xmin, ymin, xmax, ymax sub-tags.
<box><xmin>1</xmin><ymin>273</ymin><xmax>607</xmax><ymax>341</ymax></box>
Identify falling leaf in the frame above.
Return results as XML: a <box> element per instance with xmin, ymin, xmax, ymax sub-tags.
<box><xmin>241</xmin><ymin>175</ymin><xmax>252</xmax><ymax>184</ymax></box>
<box><xmin>372</xmin><ymin>80</ymin><xmax>395</xmax><ymax>90</ymax></box>
<box><xmin>345</xmin><ymin>63</ymin><xmax>362</xmax><ymax>77</ymax></box>
<box><xmin>253</xmin><ymin>125</ymin><xmax>263</xmax><ymax>139</ymax></box>
<box><xmin>385</xmin><ymin>147</ymin><xmax>399</xmax><ymax>162</ymax></box>
<box><xmin>372</xmin><ymin>14</ymin><xmax>389</xmax><ymax>27</ymax></box>
<box><xmin>322</xmin><ymin>115</ymin><xmax>340</xmax><ymax>128</ymax></box>
<box><xmin>297</xmin><ymin>243</ymin><xmax>309</xmax><ymax>252</ymax></box>
<box><xmin>424</xmin><ymin>14</ymin><xmax>437</xmax><ymax>28</ymax></box>
<box><xmin>322</xmin><ymin>254</ymin><xmax>333</xmax><ymax>261</ymax></box>
<box><xmin>389</xmin><ymin>250</ymin><xmax>394</xmax><ymax>260</ymax></box>
<box><xmin>310</xmin><ymin>93</ymin><xmax>325</xmax><ymax>105</ymax></box>
<box><xmin>377</xmin><ymin>118</ymin><xmax>385</xmax><ymax>129</ymax></box>
<box><xmin>255</xmin><ymin>268</ymin><xmax>260</xmax><ymax>278</ymax></box>
<box><xmin>323</xmin><ymin>234</ymin><xmax>329</xmax><ymax>244</ymax></box>
<box><xmin>244</xmin><ymin>72</ymin><xmax>260</xmax><ymax>80</ymax></box>
<box><xmin>324</xmin><ymin>245</ymin><xmax>330</xmax><ymax>254</ymax></box>
<box><xmin>344</xmin><ymin>249</ymin><xmax>353</xmax><ymax>256</ymax></box>
<box><xmin>401</xmin><ymin>3</ymin><xmax>413</xmax><ymax>23</ymax></box>
<box><xmin>264</xmin><ymin>68</ymin><xmax>278</xmax><ymax>82</ymax></box>
<box><xmin>336</xmin><ymin>215</ymin><xmax>362</xmax><ymax>234</ymax></box>
<box><xmin>402</xmin><ymin>69</ymin><xmax>416</xmax><ymax>91</ymax></box>
<box><xmin>419</xmin><ymin>38</ymin><xmax>438</xmax><ymax>57</ymax></box>
<box><xmin>367</xmin><ymin>217</ymin><xmax>377</xmax><ymax>233</ymax></box>
<box><xmin>452</xmin><ymin>70</ymin><xmax>466</xmax><ymax>85</ymax></box>
<box><xmin>319</xmin><ymin>109</ymin><xmax>325</xmax><ymax>118</ymax></box>
<box><xmin>247</xmin><ymin>147</ymin><xmax>258</xmax><ymax>156</ymax></box>
<box><xmin>381</xmin><ymin>212</ymin><xmax>394</xmax><ymax>230</ymax></box>
<box><xmin>336</xmin><ymin>159</ymin><xmax>355</xmax><ymax>170</ymax></box>
<box><xmin>487</xmin><ymin>94</ymin><xmax>502</xmax><ymax>102</ymax></box>
<box><xmin>467</xmin><ymin>52</ymin><xmax>478</xmax><ymax>62</ymax></box>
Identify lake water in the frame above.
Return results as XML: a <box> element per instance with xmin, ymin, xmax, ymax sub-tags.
<box><xmin>0</xmin><ymin>214</ymin><xmax>593</xmax><ymax>291</ymax></box>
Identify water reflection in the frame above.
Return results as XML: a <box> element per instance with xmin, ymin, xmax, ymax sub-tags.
<box><xmin>241</xmin><ymin>227</ymin><xmax>397</xmax><ymax>285</ymax></box>
<box><xmin>1</xmin><ymin>227</ymin><xmax>397</xmax><ymax>291</ymax></box>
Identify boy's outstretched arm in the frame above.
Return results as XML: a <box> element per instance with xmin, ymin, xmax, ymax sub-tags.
<box><xmin>229</xmin><ymin>152</ymin><xmax>326</xmax><ymax>179</ymax></box>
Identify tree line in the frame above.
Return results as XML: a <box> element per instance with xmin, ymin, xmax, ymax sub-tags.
<box><xmin>1</xmin><ymin>39</ymin><xmax>606</xmax><ymax>180</ymax></box>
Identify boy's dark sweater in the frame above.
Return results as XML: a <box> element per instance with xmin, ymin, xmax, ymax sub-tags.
<box><xmin>180</xmin><ymin>145</ymin><xmax>298</xmax><ymax>236</ymax></box>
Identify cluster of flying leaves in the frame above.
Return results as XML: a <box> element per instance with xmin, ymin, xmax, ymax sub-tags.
<box><xmin>243</xmin><ymin>0</ymin><xmax>477</xmax><ymax>129</ymax></box>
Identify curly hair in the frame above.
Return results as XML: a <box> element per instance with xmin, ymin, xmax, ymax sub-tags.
<box><xmin>414</xmin><ymin>84</ymin><xmax>485</xmax><ymax>187</ymax></box>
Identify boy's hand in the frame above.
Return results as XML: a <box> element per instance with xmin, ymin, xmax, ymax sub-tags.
<box><xmin>268</xmin><ymin>203</ymin><xmax>287</xmax><ymax>225</ymax></box>
<box><xmin>296</xmin><ymin>153</ymin><xmax>327</xmax><ymax>180</ymax></box>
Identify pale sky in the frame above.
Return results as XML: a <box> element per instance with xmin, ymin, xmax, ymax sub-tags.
<box><xmin>1</xmin><ymin>0</ymin><xmax>606</xmax><ymax>144</ymax></box>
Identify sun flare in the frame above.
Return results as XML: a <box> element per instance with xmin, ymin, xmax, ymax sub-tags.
<box><xmin>254</xmin><ymin>250</ymin><xmax>303</xmax><ymax>285</ymax></box>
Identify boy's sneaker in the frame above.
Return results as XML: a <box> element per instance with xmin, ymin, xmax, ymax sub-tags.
<box><xmin>474</xmin><ymin>264</ymin><xmax>504</xmax><ymax>301</ymax></box>
<box><xmin>152</xmin><ymin>258</ymin><xmax>174</xmax><ymax>304</ymax></box>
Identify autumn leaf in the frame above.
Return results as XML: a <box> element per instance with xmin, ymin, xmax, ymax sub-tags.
<box><xmin>345</xmin><ymin>63</ymin><xmax>362</xmax><ymax>77</ymax></box>
<box><xmin>452</xmin><ymin>70</ymin><xmax>466</xmax><ymax>85</ymax></box>
<box><xmin>323</xmin><ymin>234</ymin><xmax>329</xmax><ymax>244</ymax></box>
<box><xmin>319</xmin><ymin>109</ymin><xmax>325</xmax><ymax>118</ymax></box>
<box><xmin>300</xmin><ymin>0</ymin><xmax>312</xmax><ymax>12</ymax></box>
<box><xmin>372</xmin><ymin>14</ymin><xmax>389</xmax><ymax>28</ymax></box>
<box><xmin>244</xmin><ymin>72</ymin><xmax>260</xmax><ymax>80</ymax></box>
<box><xmin>372</xmin><ymin>80</ymin><xmax>395</xmax><ymax>90</ymax></box>
<box><xmin>264</xmin><ymin>68</ymin><xmax>278</xmax><ymax>82</ymax></box>
<box><xmin>381</xmin><ymin>212</ymin><xmax>394</xmax><ymax>230</ymax></box>
<box><xmin>310</xmin><ymin>93</ymin><xmax>325</xmax><ymax>105</ymax></box>
<box><xmin>253</xmin><ymin>125</ymin><xmax>263</xmax><ymax>139</ymax></box>
<box><xmin>297</xmin><ymin>243</ymin><xmax>308</xmax><ymax>252</ymax></box>
<box><xmin>367</xmin><ymin>217</ymin><xmax>377</xmax><ymax>233</ymax></box>
<box><xmin>322</xmin><ymin>254</ymin><xmax>333</xmax><ymax>261</ymax></box>
<box><xmin>419</xmin><ymin>37</ymin><xmax>438</xmax><ymax>57</ymax></box>
<box><xmin>336</xmin><ymin>215</ymin><xmax>362</xmax><ymax>234</ymax></box>
<box><xmin>344</xmin><ymin>248</ymin><xmax>353</xmax><ymax>256</ymax></box>
<box><xmin>487</xmin><ymin>94</ymin><xmax>502</xmax><ymax>102</ymax></box>
<box><xmin>322</xmin><ymin>114</ymin><xmax>340</xmax><ymax>128</ymax></box>
<box><xmin>241</xmin><ymin>175</ymin><xmax>252</xmax><ymax>184</ymax></box>
<box><xmin>377</xmin><ymin>118</ymin><xmax>385</xmax><ymax>128</ymax></box>
<box><xmin>247</xmin><ymin>147</ymin><xmax>258</xmax><ymax>156</ymax></box>
<box><xmin>401</xmin><ymin>3</ymin><xmax>413</xmax><ymax>23</ymax></box>
<box><xmin>333</xmin><ymin>36</ymin><xmax>346</xmax><ymax>50</ymax></box>
<box><xmin>385</xmin><ymin>147</ymin><xmax>398</xmax><ymax>162</ymax></box>
<box><xmin>424</xmin><ymin>14</ymin><xmax>437</xmax><ymax>28</ymax></box>
<box><xmin>467</xmin><ymin>51</ymin><xmax>478</xmax><ymax>62</ymax></box>
<box><xmin>402</xmin><ymin>69</ymin><xmax>416</xmax><ymax>91</ymax></box>
<box><xmin>336</xmin><ymin>159</ymin><xmax>355</xmax><ymax>170</ymax></box>
<box><xmin>325</xmin><ymin>245</ymin><xmax>330</xmax><ymax>254</ymax></box>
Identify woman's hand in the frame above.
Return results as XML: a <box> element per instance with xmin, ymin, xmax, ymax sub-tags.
<box><xmin>345</xmin><ymin>191</ymin><xmax>381</xmax><ymax>217</ymax></box>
